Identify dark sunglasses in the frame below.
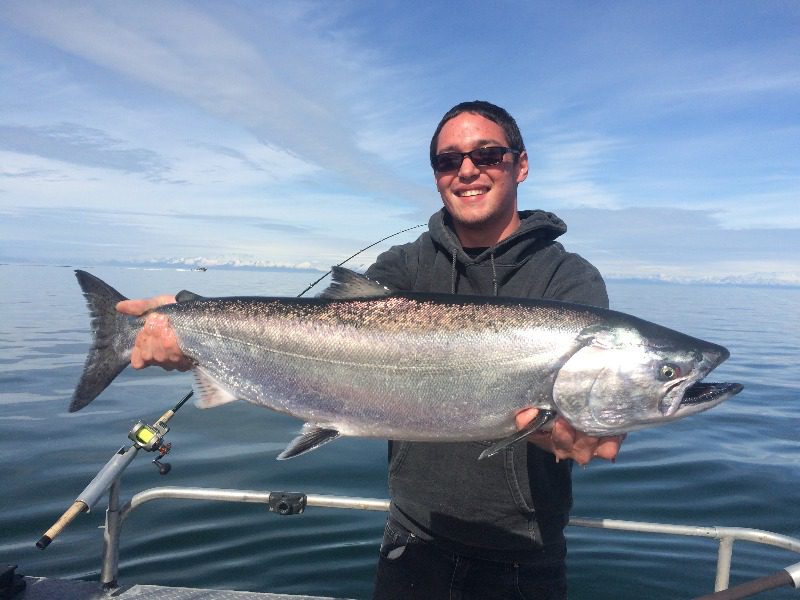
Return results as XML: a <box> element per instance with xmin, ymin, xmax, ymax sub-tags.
<box><xmin>431</xmin><ymin>146</ymin><xmax>520</xmax><ymax>173</ymax></box>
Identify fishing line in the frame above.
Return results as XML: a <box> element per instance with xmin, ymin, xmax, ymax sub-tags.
<box><xmin>184</xmin><ymin>225</ymin><xmax>426</xmax><ymax>440</ymax></box>
<box><xmin>296</xmin><ymin>224</ymin><xmax>425</xmax><ymax>297</ymax></box>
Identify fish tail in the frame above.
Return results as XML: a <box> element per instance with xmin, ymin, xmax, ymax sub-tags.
<box><xmin>70</xmin><ymin>271</ymin><xmax>140</xmax><ymax>412</ymax></box>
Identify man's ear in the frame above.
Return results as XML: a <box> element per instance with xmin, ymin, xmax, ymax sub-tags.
<box><xmin>515</xmin><ymin>150</ymin><xmax>529</xmax><ymax>184</ymax></box>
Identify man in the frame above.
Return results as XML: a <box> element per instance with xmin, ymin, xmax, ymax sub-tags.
<box><xmin>119</xmin><ymin>101</ymin><xmax>623</xmax><ymax>599</ymax></box>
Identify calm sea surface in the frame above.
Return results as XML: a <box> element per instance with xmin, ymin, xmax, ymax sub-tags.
<box><xmin>1</xmin><ymin>264</ymin><xmax>799</xmax><ymax>599</ymax></box>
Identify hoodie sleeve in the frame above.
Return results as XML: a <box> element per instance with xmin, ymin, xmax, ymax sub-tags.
<box><xmin>544</xmin><ymin>252</ymin><xmax>609</xmax><ymax>309</ymax></box>
<box><xmin>365</xmin><ymin>243</ymin><xmax>417</xmax><ymax>291</ymax></box>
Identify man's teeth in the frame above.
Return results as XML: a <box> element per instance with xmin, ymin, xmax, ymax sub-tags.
<box><xmin>459</xmin><ymin>189</ymin><xmax>487</xmax><ymax>197</ymax></box>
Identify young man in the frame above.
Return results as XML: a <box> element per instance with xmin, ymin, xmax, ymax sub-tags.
<box><xmin>118</xmin><ymin>101</ymin><xmax>623</xmax><ymax>599</ymax></box>
<box><xmin>364</xmin><ymin>101</ymin><xmax>621</xmax><ymax>599</ymax></box>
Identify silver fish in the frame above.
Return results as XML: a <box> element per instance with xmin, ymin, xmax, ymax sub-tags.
<box><xmin>71</xmin><ymin>267</ymin><xmax>742</xmax><ymax>459</ymax></box>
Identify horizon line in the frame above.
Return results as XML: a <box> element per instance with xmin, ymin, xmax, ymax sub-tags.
<box><xmin>2</xmin><ymin>260</ymin><xmax>798</xmax><ymax>289</ymax></box>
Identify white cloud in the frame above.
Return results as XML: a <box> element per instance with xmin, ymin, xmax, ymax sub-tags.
<box><xmin>1</xmin><ymin>0</ymin><xmax>431</xmax><ymax>206</ymax></box>
<box><xmin>0</xmin><ymin>123</ymin><xmax>170</xmax><ymax>178</ymax></box>
<box><xmin>0</xmin><ymin>1</ymin><xmax>797</xmax><ymax>284</ymax></box>
<box><xmin>521</xmin><ymin>130</ymin><xmax>624</xmax><ymax>210</ymax></box>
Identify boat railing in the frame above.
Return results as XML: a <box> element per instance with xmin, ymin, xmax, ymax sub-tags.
<box><xmin>100</xmin><ymin>483</ymin><xmax>800</xmax><ymax>599</ymax></box>
<box><xmin>35</xmin><ymin>401</ymin><xmax>799</xmax><ymax>599</ymax></box>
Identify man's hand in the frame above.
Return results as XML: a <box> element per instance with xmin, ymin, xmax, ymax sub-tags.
<box><xmin>515</xmin><ymin>408</ymin><xmax>625</xmax><ymax>465</ymax></box>
<box><xmin>116</xmin><ymin>295</ymin><xmax>192</xmax><ymax>371</ymax></box>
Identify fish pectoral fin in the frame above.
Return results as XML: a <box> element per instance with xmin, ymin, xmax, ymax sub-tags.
<box><xmin>277</xmin><ymin>425</ymin><xmax>341</xmax><ymax>460</ymax></box>
<box><xmin>192</xmin><ymin>369</ymin><xmax>239</xmax><ymax>408</ymax></box>
<box><xmin>478</xmin><ymin>409</ymin><xmax>557</xmax><ymax>461</ymax></box>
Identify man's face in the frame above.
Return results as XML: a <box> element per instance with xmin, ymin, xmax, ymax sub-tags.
<box><xmin>434</xmin><ymin>112</ymin><xmax>528</xmax><ymax>245</ymax></box>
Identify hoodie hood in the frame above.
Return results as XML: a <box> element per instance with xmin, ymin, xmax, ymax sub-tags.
<box><xmin>428</xmin><ymin>208</ymin><xmax>568</xmax><ymax>266</ymax></box>
<box><xmin>420</xmin><ymin>208</ymin><xmax>570</xmax><ymax>296</ymax></box>
<box><xmin>366</xmin><ymin>206</ymin><xmax>603</xmax><ymax>302</ymax></box>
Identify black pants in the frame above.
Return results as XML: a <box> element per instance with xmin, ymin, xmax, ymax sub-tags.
<box><xmin>372</xmin><ymin>520</ymin><xmax>567</xmax><ymax>600</ymax></box>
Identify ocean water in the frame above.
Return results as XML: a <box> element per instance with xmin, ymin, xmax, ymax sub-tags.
<box><xmin>1</xmin><ymin>264</ymin><xmax>798</xmax><ymax>599</ymax></box>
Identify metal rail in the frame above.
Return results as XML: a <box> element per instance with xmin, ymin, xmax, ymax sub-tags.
<box><xmin>569</xmin><ymin>517</ymin><xmax>800</xmax><ymax>593</ymax></box>
<box><xmin>99</xmin><ymin>485</ymin><xmax>800</xmax><ymax>596</ymax></box>
<box><xmin>38</xmin><ymin>396</ymin><xmax>798</xmax><ymax>598</ymax></box>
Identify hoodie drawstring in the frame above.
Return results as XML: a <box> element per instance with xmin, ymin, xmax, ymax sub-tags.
<box><xmin>450</xmin><ymin>248</ymin><xmax>499</xmax><ymax>296</ymax></box>
<box><xmin>450</xmin><ymin>249</ymin><xmax>458</xmax><ymax>294</ymax></box>
<box><xmin>490</xmin><ymin>252</ymin><xmax>498</xmax><ymax>296</ymax></box>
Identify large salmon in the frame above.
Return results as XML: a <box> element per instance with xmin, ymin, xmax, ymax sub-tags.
<box><xmin>71</xmin><ymin>267</ymin><xmax>742</xmax><ymax>459</ymax></box>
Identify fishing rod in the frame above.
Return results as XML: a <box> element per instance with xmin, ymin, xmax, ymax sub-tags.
<box><xmin>296</xmin><ymin>223</ymin><xmax>424</xmax><ymax>297</ymax></box>
<box><xmin>36</xmin><ymin>391</ymin><xmax>194</xmax><ymax>549</ymax></box>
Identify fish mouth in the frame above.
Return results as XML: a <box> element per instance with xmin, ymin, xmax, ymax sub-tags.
<box><xmin>680</xmin><ymin>382</ymin><xmax>743</xmax><ymax>406</ymax></box>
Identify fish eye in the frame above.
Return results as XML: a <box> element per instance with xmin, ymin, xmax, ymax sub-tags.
<box><xmin>658</xmin><ymin>363</ymin><xmax>681</xmax><ymax>381</ymax></box>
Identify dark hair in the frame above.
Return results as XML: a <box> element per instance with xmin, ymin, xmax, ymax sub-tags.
<box><xmin>429</xmin><ymin>100</ymin><xmax>526</xmax><ymax>168</ymax></box>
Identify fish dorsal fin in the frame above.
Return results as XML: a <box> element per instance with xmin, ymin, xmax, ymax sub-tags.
<box><xmin>176</xmin><ymin>289</ymin><xmax>205</xmax><ymax>302</ymax></box>
<box><xmin>277</xmin><ymin>424</ymin><xmax>341</xmax><ymax>459</ymax></box>
<box><xmin>193</xmin><ymin>368</ymin><xmax>239</xmax><ymax>408</ymax></box>
<box><xmin>317</xmin><ymin>266</ymin><xmax>394</xmax><ymax>300</ymax></box>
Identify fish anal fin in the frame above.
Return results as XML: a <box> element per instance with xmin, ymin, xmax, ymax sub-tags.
<box><xmin>277</xmin><ymin>425</ymin><xmax>341</xmax><ymax>460</ymax></box>
<box><xmin>192</xmin><ymin>369</ymin><xmax>239</xmax><ymax>409</ymax></box>
<box><xmin>478</xmin><ymin>409</ymin><xmax>557</xmax><ymax>460</ymax></box>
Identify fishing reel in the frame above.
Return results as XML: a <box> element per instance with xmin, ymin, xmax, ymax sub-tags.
<box><xmin>126</xmin><ymin>390</ymin><xmax>196</xmax><ymax>476</ymax></box>
<box><xmin>128</xmin><ymin>420</ymin><xmax>173</xmax><ymax>475</ymax></box>
<box><xmin>125</xmin><ymin>390</ymin><xmax>193</xmax><ymax>475</ymax></box>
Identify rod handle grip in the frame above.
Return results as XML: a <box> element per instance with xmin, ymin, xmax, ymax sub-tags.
<box><xmin>36</xmin><ymin>500</ymin><xmax>88</xmax><ymax>549</ymax></box>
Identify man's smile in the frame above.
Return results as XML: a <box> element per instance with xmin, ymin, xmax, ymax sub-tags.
<box><xmin>456</xmin><ymin>188</ymin><xmax>489</xmax><ymax>198</ymax></box>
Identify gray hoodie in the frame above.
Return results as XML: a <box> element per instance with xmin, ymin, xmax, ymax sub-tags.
<box><xmin>366</xmin><ymin>208</ymin><xmax>608</xmax><ymax>562</ymax></box>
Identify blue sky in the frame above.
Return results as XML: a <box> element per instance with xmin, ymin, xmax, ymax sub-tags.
<box><xmin>1</xmin><ymin>1</ymin><xmax>798</xmax><ymax>284</ymax></box>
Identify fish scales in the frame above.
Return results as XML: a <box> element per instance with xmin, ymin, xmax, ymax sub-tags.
<box><xmin>166</xmin><ymin>295</ymin><xmax>582</xmax><ymax>439</ymax></box>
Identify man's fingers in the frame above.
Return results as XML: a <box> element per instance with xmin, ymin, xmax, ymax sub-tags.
<box><xmin>550</xmin><ymin>418</ymin><xmax>577</xmax><ymax>462</ymax></box>
<box><xmin>570</xmin><ymin>436</ymin><xmax>598</xmax><ymax>466</ymax></box>
<box><xmin>550</xmin><ymin>419</ymin><xmax>626</xmax><ymax>465</ymax></box>
<box><xmin>593</xmin><ymin>434</ymin><xmax>626</xmax><ymax>462</ymax></box>
<box><xmin>116</xmin><ymin>295</ymin><xmax>177</xmax><ymax>316</ymax></box>
<box><xmin>515</xmin><ymin>410</ymin><xmax>627</xmax><ymax>465</ymax></box>
<box><xmin>129</xmin><ymin>312</ymin><xmax>191</xmax><ymax>372</ymax></box>
<box><xmin>116</xmin><ymin>299</ymin><xmax>149</xmax><ymax>316</ymax></box>
<box><xmin>515</xmin><ymin>407</ymin><xmax>539</xmax><ymax>429</ymax></box>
